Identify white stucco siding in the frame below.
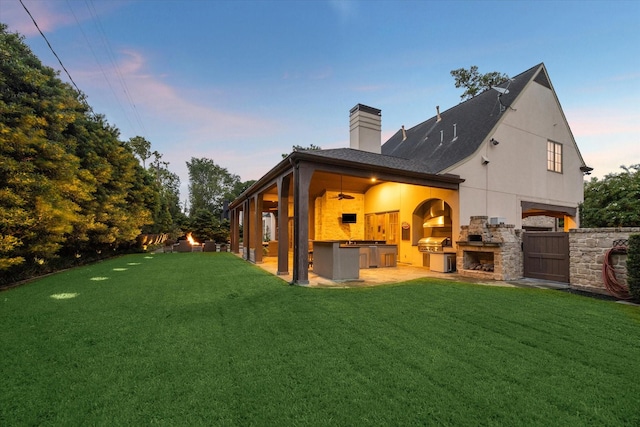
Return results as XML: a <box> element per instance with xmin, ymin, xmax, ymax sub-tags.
<box><xmin>447</xmin><ymin>77</ymin><xmax>585</xmax><ymax>227</ymax></box>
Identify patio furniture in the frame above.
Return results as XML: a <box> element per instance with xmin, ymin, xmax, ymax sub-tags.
<box><xmin>176</xmin><ymin>240</ymin><xmax>192</xmax><ymax>252</ymax></box>
<box><xmin>163</xmin><ymin>239</ymin><xmax>177</xmax><ymax>253</ymax></box>
<box><xmin>203</xmin><ymin>241</ymin><xmax>217</xmax><ymax>252</ymax></box>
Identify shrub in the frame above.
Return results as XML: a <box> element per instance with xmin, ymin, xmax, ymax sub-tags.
<box><xmin>628</xmin><ymin>234</ymin><xmax>640</xmax><ymax>302</ymax></box>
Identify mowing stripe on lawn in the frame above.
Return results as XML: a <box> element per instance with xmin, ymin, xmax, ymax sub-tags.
<box><xmin>1</xmin><ymin>252</ymin><xmax>638</xmax><ymax>426</ymax></box>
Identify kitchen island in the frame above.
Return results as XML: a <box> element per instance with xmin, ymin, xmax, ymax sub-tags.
<box><xmin>312</xmin><ymin>241</ymin><xmax>398</xmax><ymax>280</ymax></box>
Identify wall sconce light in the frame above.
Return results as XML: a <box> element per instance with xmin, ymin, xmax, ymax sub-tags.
<box><xmin>481</xmin><ymin>155</ymin><xmax>490</xmax><ymax>165</ymax></box>
<box><xmin>490</xmin><ymin>138</ymin><xmax>500</xmax><ymax>146</ymax></box>
<box><xmin>580</xmin><ymin>165</ymin><xmax>593</xmax><ymax>176</ymax></box>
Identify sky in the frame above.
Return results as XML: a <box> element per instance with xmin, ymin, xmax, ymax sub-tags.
<box><xmin>3</xmin><ymin>0</ymin><xmax>639</xmax><ymax>203</ymax></box>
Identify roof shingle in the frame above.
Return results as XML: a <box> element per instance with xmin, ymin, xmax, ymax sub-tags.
<box><xmin>381</xmin><ymin>63</ymin><xmax>543</xmax><ymax>173</ymax></box>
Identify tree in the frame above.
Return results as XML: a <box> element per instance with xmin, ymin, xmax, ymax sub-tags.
<box><xmin>580</xmin><ymin>164</ymin><xmax>640</xmax><ymax>227</ymax></box>
<box><xmin>143</xmin><ymin>150</ymin><xmax>183</xmax><ymax>234</ymax></box>
<box><xmin>282</xmin><ymin>144</ymin><xmax>321</xmax><ymax>158</ymax></box>
<box><xmin>1</xmin><ymin>24</ymin><xmax>92</xmax><ymax>269</ymax></box>
<box><xmin>127</xmin><ymin>136</ymin><xmax>152</xmax><ymax>168</ymax></box>
<box><xmin>186</xmin><ymin>157</ymin><xmax>240</xmax><ymax>217</ymax></box>
<box><xmin>450</xmin><ymin>66</ymin><xmax>509</xmax><ymax>101</ymax></box>
<box><xmin>0</xmin><ymin>24</ymin><xmax>158</xmax><ymax>281</ymax></box>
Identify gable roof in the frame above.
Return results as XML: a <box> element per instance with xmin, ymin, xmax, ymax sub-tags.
<box><xmin>381</xmin><ymin>63</ymin><xmax>545</xmax><ymax>173</ymax></box>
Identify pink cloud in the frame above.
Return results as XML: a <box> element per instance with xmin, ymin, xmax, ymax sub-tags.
<box><xmin>566</xmin><ymin>107</ymin><xmax>640</xmax><ymax>137</ymax></box>
<box><xmin>76</xmin><ymin>49</ymin><xmax>279</xmax><ymax>140</ymax></box>
<box><xmin>2</xmin><ymin>0</ymin><xmax>74</xmax><ymax>36</ymax></box>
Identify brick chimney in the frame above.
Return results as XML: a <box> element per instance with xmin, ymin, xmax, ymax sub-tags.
<box><xmin>349</xmin><ymin>104</ymin><xmax>381</xmax><ymax>154</ymax></box>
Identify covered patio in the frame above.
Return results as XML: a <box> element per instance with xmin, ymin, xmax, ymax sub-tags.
<box><xmin>228</xmin><ymin>148</ymin><xmax>464</xmax><ymax>285</ymax></box>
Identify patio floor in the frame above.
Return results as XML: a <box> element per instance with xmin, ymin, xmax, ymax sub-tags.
<box><xmin>254</xmin><ymin>255</ymin><xmax>514</xmax><ymax>289</ymax></box>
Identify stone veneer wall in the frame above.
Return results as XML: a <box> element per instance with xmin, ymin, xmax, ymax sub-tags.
<box><xmin>314</xmin><ymin>191</ymin><xmax>365</xmax><ymax>241</ymax></box>
<box><xmin>454</xmin><ymin>221</ymin><xmax>639</xmax><ymax>294</ymax></box>
<box><xmin>457</xmin><ymin>216</ymin><xmax>523</xmax><ymax>281</ymax></box>
<box><xmin>568</xmin><ymin>227</ymin><xmax>640</xmax><ymax>295</ymax></box>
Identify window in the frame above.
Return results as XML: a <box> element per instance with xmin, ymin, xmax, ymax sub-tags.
<box><xmin>365</xmin><ymin>211</ymin><xmax>399</xmax><ymax>243</ymax></box>
<box><xmin>547</xmin><ymin>141</ymin><xmax>562</xmax><ymax>173</ymax></box>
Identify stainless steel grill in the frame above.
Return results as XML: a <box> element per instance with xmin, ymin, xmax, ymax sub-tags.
<box><xmin>418</xmin><ymin>237</ymin><xmax>449</xmax><ymax>253</ymax></box>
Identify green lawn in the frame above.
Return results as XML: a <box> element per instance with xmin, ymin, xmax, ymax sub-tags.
<box><xmin>1</xmin><ymin>253</ymin><xmax>639</xmax><ymax>426</ymax></box>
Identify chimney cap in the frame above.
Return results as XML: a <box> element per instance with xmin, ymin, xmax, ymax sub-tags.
<box><xmin>350</xmin><ymin>103</ymin><xmax>381</xmax><ymax>116</ymax></box>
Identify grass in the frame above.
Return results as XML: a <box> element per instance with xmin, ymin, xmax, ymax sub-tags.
<box><xmin>1</xmin><ymin>252</ymin><xmax>639</xmax><ymax>426</ymax></box>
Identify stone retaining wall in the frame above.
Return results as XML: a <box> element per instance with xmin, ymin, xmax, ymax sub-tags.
<box><xmin>568</xmin><ymin>228</ymin><xmax>640</xmax><ymax>295</ymax></box>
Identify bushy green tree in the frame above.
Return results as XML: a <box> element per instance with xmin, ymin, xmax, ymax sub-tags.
<box><xmin>1</xmin><ymin>24</ymin><xmax>92</xmax><ymax>269</ymax></box>
<box><xmin>187</xmin><ymin>157</ymin><xmax>240</xmax><ymax>217</ymax></box>
<box><xmin>580</xmin><ymin>165</ymin><xmax>640</xmax><ymax>227</ymax></box>
<box><xmin>127</xmin><ymin>136</ymin><xmax>152</xmax><ymax>168</ymax></box>
<box><xmin>0</xmin><ymin>24</ymin><xmax>161</xmax><ymax>281</ymax></box>
<box><xmin>188</xmin><ymin>209</ymin><xmax>229</xmax><ymax>243</ymax></box>
<box><xmin>141</xmin><ymin>150</ymin><xmax>183</xmax><ymax>235</ymax></box>
<box><xmin>450</xmin><ymin>66</ymin><xmax>509</xmax><ymax>101</ymax></box>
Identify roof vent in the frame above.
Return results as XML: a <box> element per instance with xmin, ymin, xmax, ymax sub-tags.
<box><xmin>436</xmin><ymin>105</ymin><xmax>442</xmax><ymax>122</ymax></box>
<box><xmin>453</xmin><ymin>123</ymin><xmax>457</xmax><ymax>140</ymax></box>
<box><xmin>401</xmin><ymin>125</ymin><xmax>407</xmax><ymax>141</ymax></box>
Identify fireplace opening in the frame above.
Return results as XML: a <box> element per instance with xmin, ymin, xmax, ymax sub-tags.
<box><xmin>463</xmin><ymin>251</ymin><xmax>495</xmax><ymax>272</ymax></box>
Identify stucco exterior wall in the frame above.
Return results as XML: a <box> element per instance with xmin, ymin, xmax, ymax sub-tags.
<box><xmin>569</xmin><ymin>228</ymin><xmax>640</xmax><ymax>295</ymax></box>
<box><xmin>446</xmin><ymin>80</ymin><xmax>585</xmax><ymax>229</ymax></box>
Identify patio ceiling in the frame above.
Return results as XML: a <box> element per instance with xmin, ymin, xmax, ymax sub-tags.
<box><xmin>259</xmin><ymin>171</ymin><xmax>381</xmax><ymax>206</ymax></box>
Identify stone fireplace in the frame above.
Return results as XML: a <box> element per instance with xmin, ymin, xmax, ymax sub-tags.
<box><xmin>456</xmin><ymin>216</ymin><xmax>523</xmax><ymax>281</ymax></box>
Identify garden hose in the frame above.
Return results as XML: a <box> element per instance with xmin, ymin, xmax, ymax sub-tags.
<box><xmin>602</xmin><ymin>245</ymin><xmax>631</xmax><ymax>300</ymax></box>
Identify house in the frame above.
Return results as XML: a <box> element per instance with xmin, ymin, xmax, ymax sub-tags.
<box><xmin>228</xmin><ymin>63</ymin><xmax>591</xmax><ymax>284</ymax></box>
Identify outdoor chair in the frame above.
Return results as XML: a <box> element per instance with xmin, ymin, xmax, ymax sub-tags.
<box><xmin>163</xmin><ymin>239</ymin><xmax>177</xmax><ymax>253</ymax></box>
<box><xmin>176</xmin><ymin>240</ymin><xmax>192</xmax><ymax>252</ymax></box>
<box><xmin>203</xmin><ymin>241</ymin><xmax>217</xmax><ymax>252</ymax></box>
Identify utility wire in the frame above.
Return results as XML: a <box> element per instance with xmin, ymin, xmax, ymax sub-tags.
<box><xmin>84</xmin><ymin>0</ymin><xmax>147</xmax><ymax>135</ymax></box>
<box><xmin>18</xmin><ymin>0</ymin><xmax>84</xmax><ymax>98</ymax></box>
<box><xmin>66</xmin><ymin>0</ymin><xmax>137</xmax><ymax>132</ymax></box>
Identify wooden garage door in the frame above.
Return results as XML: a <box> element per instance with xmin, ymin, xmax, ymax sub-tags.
<box><xmin>523</xmin><ymin>232</ymin><xmax>570</xmax><ymax>283</ymax></box>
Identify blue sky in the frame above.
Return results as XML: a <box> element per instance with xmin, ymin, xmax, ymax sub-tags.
<box><xmin>3</xmin><ymin>0</ymin><xmax>639</xmax><ymax>201</ymax></box>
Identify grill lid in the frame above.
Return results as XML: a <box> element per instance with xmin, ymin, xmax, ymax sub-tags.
<box><xmin>418</xmin><ymin>237</ymin><xmax>448</xmax><ymax>245</ymax></box>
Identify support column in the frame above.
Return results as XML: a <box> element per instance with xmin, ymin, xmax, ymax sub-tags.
<box><xmin>254</xmin><ymin>193</ymin><xmax>264</xmax><ymax>264</ymax></box>
<box><xmin>277</xmin><ymin>175</ymin><xmax>291</xmax><ymax>275</ymax></box>
<box><xmin>230</xmin><ymin>207</ymin><xmax>240</xmax><ymax>253</ymax></box>
<box><xmin>242</xmin><ymin>199</ymin><xmax>250</xmax><ymax>260</ymax></box>
<box><xmin>292</xmin><ymin>161</ymin><xmax>313</xmax><ymax>285</ymax></box>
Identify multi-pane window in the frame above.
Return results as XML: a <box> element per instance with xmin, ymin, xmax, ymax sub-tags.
<box><xmin>547</xmin><ymin>141</ymin><xmax>562</xmax><ymax>173</ymax></box>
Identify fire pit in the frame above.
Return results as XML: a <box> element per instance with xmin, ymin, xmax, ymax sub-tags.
<box><xmin>176</xmin><ymin>233</ymin><xmax>202</xmax><ymax>252</ymax></box>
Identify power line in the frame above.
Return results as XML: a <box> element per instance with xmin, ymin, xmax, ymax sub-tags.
<box><xmin>84</xmin><ymin>0</ymin><xmax>147</xmax><ymax>135</ymax></box>
<box><xmin>66</xmin><ymin>0</ymin><xmax>138</xmax><ymax>132</ymax></box>
<box><xmin>18</xmin><ymin>0</ymin><xmax>84</xmax><ymax>98</ymax></box>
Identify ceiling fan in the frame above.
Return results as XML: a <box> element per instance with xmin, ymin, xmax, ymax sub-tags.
<box><xmin>334</xmin><ymin>175</ymin><xmax>354</xmax><ymax>200</ymax></box>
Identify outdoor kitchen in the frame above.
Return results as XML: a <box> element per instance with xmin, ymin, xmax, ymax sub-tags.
<box><xmin>312</xmin><ymin>240</ymin><xmax>398</xmax><ymax>281</ymax></box>
<box><xmin>417</xmin><ymin>200</ymin><xmax>456</xmax><ymax>273</ymax></box>
<box><xmin>456</xmin><ymin>216</ymin><xmax>523</xmax><ymax>281</ymax></box>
